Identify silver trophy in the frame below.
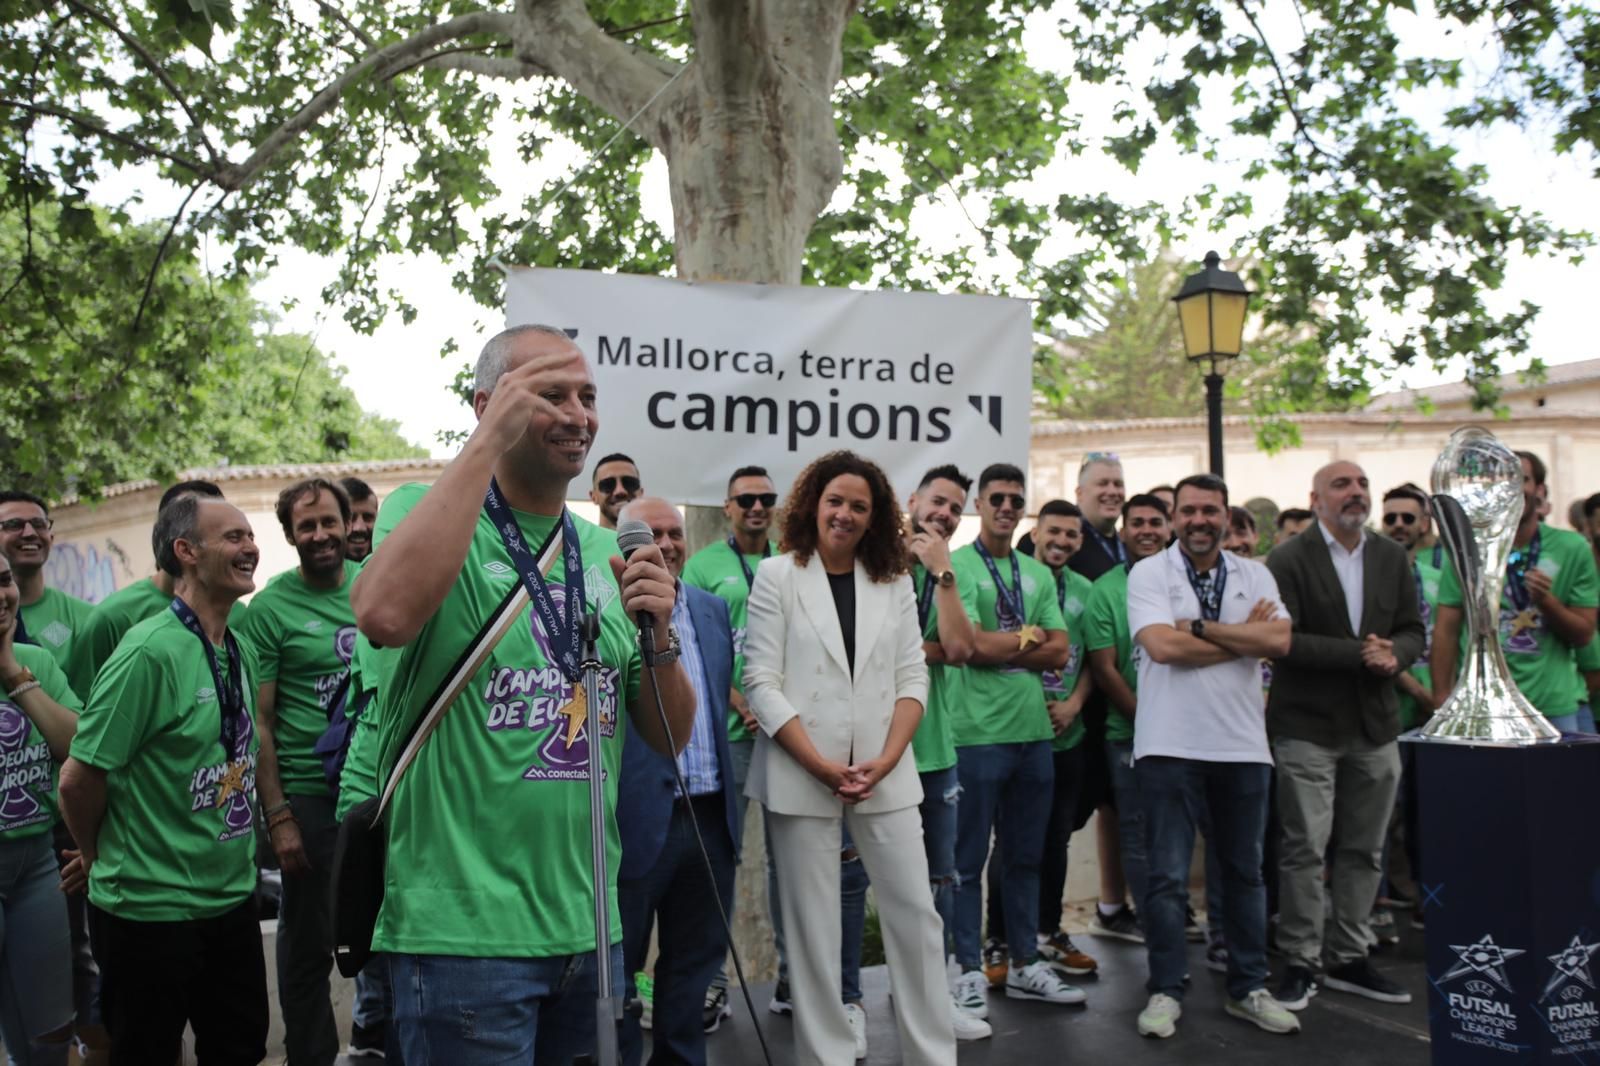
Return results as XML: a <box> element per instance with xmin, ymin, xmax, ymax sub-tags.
<box><xmin>1420</xmin><ymin>426</ymin><xmax>1561</xmax><ymax>744</ymax></box>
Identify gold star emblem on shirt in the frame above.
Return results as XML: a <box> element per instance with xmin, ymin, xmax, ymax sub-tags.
<box><xmin>560</xmin><ymin>687</ymin><xmax>588</xmax><ymax>748</ymax></box>
<box><xmin>1509</xmin><ymin>608</ymin><xmax>1540</xmax><ymax>637</ymax></box>
<box><xmin>215</xmin><ymin>761</ymin><xmax>246</xmax><ymax>809</ymax></box>
<box><xmin>1018</xmin><ymin>624</ymin><xmax>1044</xmax><ymax>651</ymax></box>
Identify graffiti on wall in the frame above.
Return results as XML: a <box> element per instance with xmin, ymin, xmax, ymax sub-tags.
<box><xmin>43</xmin><ymin>541</ymin><xmax>123</xmax><ymax>605</ymax></box>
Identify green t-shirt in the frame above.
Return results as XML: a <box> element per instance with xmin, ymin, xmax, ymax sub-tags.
<box><xmin>369</xmin><ymin>484</ymin><xmax>642</xmax><ymax>958</ymax></box>
<box><xmin>1572</xmin><ymin>632</ymin><xmax>1600</xmax><ymax>708</ymax></box>
<box><xmin>236</xmin><ymin>560</ymin><xmax>361</xmax><ymax>798</ymax></box>
<box><xmin>67</xmin><ymin>579</ymin><xmax>246</xmax><ymax>703</ymax></box>
<box><xmin>335</xmin><ymin>634</ymin><xmax>383</xmax><ymax>822</ymax></box>
<box><xmin>19</xmin><ymin>587</ymin><xmax>92</xmax><ymax>672</ymax></box>
<box><xmin>1438</xmin><ymin>523</ymin><xmax>1600</xmax><ymax>717</ymax></box>
<box><xmin>70</xmin><ymin>610</ymin><xmax>260</xmax><ymax>921</ymax></box>
<box><xmin>681</xmin><ymin>539</ymin><xmax>773</xmax><ymax>743</ymax></box>
<box><xmin>0</xmin><ymin>644</ymin><xmax>80</xmax><ymax>840</ymax></box>
<box><xmin>1045</xmin><ymin>568</ymin><xmax>1094</xmax><ymax>753</ymax></box>
<box><xmin>1398</xmin><ymin>550</ymin><xmax>1444</xmax><ymax>730</ymax></box>
<box><xmin>909</xmin><ymin>562</ymin><xmax>980</xmax><ymax>773</ymax></box>
<box><xmin>948</xmin><ymin>544</ymin><xmax>1065</xmax><ymax>747</ymax></box>
<box><xmin>1085</xmin><ymin>566</ymin><xmax>1137</xmax><ymax>743</ymax></box>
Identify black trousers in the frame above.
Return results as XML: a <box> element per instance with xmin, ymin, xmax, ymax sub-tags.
<box><xmin>88</xmin><ymin>898</ymin><xmax>268</xmax><ymax>1066</ymax></box>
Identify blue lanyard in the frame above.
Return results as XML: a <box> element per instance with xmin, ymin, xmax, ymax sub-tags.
<box><xmin>1085</xmin><ymin>523</ymin><xmax>1126</xmax><ymax>566</ymax></box>
<box><xmin>974</xmin><ymin>541</ymin><xmax>1026</xmax><ymax>628</ymax></box>
<box><xmin>1181</xmin><ymin>551</ymin><xmax>1227</xmax><ymax>622</ymax></box>
<box><xmin>727</xmin><ymin>536</ymin><xmax>771</xmax><ymax>591</ymax></box>
<box><xmin>169</xmin><ymin>596</ymin><xmax>247</xmax><ymax>758</ymax></box>
<box><xmin>11</xmin><ymin>607</ymin><xmax>29</xmax><ymax>647</ymax></box>
<box><xmin>916</xmin><ymin>568</ymin><xmax>937</xmax><ymax>632</ymax></box>
<box><xmin>1506</xmin><ymin>530</ymin><xmax>1541</xmax><ymax>612</ymax></box>
<box><xmin>484</xmin><ymin>479</ymin><xmax>584</xmax><ymax>682</ymax></box>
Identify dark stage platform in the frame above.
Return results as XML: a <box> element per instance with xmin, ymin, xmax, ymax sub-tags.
<box><xmin>681</xmin><ymin>930</ymin><xmax>1433</xmax><ymax>1065</ymax></box>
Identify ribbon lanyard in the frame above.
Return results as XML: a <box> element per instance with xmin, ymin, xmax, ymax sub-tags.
<box><xmin>169</xmin><ymin>596</ymin><xmax>247</xmax><ymax>758</ymax></box>
<box><xmin>11</xmin><ymin>607</ymin><xmax>29</xmax><ymax>647</ymax></box>
<box><xmin>1086</xmin><ymin>523</ymin><xmax>1126</xmax><ymax>567</ymax></box>
<box><xmin>1055</xmin><ymin>570</ymin><xmax>1067</xmax><ymax>613</ymax></box>
<box><xmin>974</xmin><ymin>540</ymin><xmax>1026</xmax><ymax>627</ymax></box>
<box><xmin>485</xmin><ymin>479</ymin><xmax>584</xmax><ymax>681</ymax></box>
<box><xmin>1413</xmin><ymin>560</ymin><xmax>1428</xmax><ymax>620</ymax></box>
<box><xmin>727</xmin><ymin>536</ymin><xmax>771</xmax><ymax>591</ymax></box>
<box><xmin>1181</xmin><ymin>551</ymin><xmax>1227</xmax><ymax>622</ymax></box>
<box><xmin>916</xmin><ymin>568</ymin><xmax>937</xmax><ymax>631</ymax></box>
<box><xmin>1506</xmin><ymin>530</ymin><xmax>1542</xmax><ymax>612</ymax></box>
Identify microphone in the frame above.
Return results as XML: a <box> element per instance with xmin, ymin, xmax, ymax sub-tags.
<box><xmin>614</xmin><ymin>517</ymin><xmax>659</xmax><ymax>655</ymax></box>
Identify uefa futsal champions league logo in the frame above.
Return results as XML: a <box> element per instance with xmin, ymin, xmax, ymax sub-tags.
<box><xmin>0</xmin><ymin>701</ymin><xmax>50</xmax><ymax>831</ymax></box>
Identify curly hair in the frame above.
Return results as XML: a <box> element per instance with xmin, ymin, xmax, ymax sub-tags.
<box><xmin>780</xmin><ymin>451</ymin><xmax>910</xmax><ymax>582</ymax></box>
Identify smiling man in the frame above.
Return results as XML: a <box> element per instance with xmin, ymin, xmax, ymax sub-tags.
<box><xmin>339</xmin><ymin>478</ymin><xmax>381</xmax><ymax>563</ymax></box>
<box><xmin>0</xmin><ymin>491</ymin><xmax>92</xmax><ymax>671</ymax></box>
<box><xmin>1071</xmin><ymin>456</ymin><xmax>1128</xmax><ymax>582</ymax></box>
<box><xmin>60</xmin><ymin>495</ymin><xmax>267</xmax><ymax>1064</ymax></box>
<box><xmin>237</xmin><ymin>478</ymin><xmax>360</xmax><ymax>1066</ymax></box>
<box><xmin>590</xmin><ymin>454</ymin><xmax>645</xmax><ymax>531</ymax></box>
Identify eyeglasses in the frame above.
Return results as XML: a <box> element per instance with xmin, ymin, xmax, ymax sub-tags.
<box><xmin>596</xmin><ymin>476</ymin><xmax>641</xmax><ymax>495</ymax></box>
<box><xmin>1079</xmin><ymin>451</ymin><xmax>1120</xmax><ymax>471</ymax></box>
<box><xmin>731</xmin><ymin>493</ymin><xmax>777</xmax><ymax>510</ymax></box>
<box><xmin>1382</xmin><ymin>512</ymin><xmax>1418</xmax><ymax>527</ymax></box>
<box><xmin>0</xmin><ymin>518</ymin><xmax>50</xmax><ymax>533</ymax></box>
<box><xmin>987</xmin><ymin>493</ymin><xmax>1025</xmax><ymax>510</ymax></box>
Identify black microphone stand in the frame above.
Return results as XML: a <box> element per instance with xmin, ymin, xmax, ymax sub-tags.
<box><xmin>581</xmin><ymin>609</ymin><xmax>620</xmax><ymax>1066</ymax></box>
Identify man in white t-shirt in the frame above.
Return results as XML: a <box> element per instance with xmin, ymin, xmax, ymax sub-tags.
<box><xmin>1125</xmin><ymin>474</ymin><xmax>1298</xmax><ymax>1040</ymax></box>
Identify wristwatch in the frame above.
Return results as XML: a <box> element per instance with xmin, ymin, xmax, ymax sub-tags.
<box><xmin>1189</xmin><ymin>619</ymin><xmax>1206</xmax><ymax>639</ymax></box>
<box><xmin>936</xmin><ymin>569</ymin><xmax>956</xmax><ymax>589</ymax></box>
<box><xmin>645</xmin><ymin>625</ymin><xmax>682</xmax><ymax>667</ymax></box>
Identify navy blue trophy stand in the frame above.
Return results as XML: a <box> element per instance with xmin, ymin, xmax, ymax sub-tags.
<box><xmin>1410</xmin><ymin>734</ymin><xmax>1600</xmax><ymax>1062</ymax></box>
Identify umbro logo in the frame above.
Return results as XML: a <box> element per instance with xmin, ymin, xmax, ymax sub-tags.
<box><xmin>483</xmin><ymin>561</ymin><xmax>513</xmax><ymax>575</ymax></box>
<box><xmin>196</xmin><ymin>687</ymin><xmax>217</xmax><ymax>703</ymax></box>
<box><xmin>40</xmin><ymin>621</ymin><xmax>70</xmax><ymax>647</ymax></box>
<box><xmin>304</xmin><ymin>619</ymin><xmax>323</xmax><ymax>631</ymax></box>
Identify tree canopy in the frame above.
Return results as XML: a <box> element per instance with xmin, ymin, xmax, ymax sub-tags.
<box><xmin>6</xmin><ymin>0</ymin><xmax>1598</xmax><ymax>492</ymax></box>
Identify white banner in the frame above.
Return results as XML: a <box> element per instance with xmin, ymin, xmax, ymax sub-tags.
<box><xmin>504</xmin><ymin>268</ymin><xmax>1032</xmax><ymax>506</ymax></box>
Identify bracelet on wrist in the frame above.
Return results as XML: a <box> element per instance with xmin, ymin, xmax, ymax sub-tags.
<box><xmin>262</xmin><ymin>801</ymin><xmax>292</xmax><ymax>819</ymax></box>
<box><xmin>7</xmin><ymin>680</ymin><xmax>41</xmax><ymax>700</ymax></box>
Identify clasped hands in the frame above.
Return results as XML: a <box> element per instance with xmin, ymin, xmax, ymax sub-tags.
<box><xmin>1361</xmin><ymin>634</ymin><xmax>1401</xmax><ymax>676</ymax></box>
<box><xmin>815</xmin><ymin>756</ymin><xmax>894</xmax><ymax>805</ymax></box>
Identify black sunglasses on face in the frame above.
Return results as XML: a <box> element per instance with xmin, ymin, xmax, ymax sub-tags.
<box><xmin>1382</xmin><ymin>512</ymin><xmax>1418</xmax><ymax>527</ymax></box>
<box><xmin>988</xmin><ymin>493</ymin><xmax>1025</xmax><ymax>510</ymax></box>
<box><xmin>731</xmin><ymin>493</ymin><xmax>777</xmax><ymax>509</ymax></box>
<box><xmin>0</xmin><ymin>517</ymin><xmax>51</xmax><ymax>533</ymax></box>
<box><xmin>597</xmin><ymin>476</ymin><xmax>641</xmax><ymax>495</ymax></box>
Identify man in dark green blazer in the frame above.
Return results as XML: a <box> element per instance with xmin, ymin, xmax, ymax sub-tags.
<box><xmin>1263</xmin><ymin>461</ymin><xmax>1425</xmax><ymax>1012</ymax></box>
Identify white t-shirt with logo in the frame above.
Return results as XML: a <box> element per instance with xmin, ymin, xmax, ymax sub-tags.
<box><xmin>1127</xmin><ymin>542</ymin><xmax>1284</xmax><ymax>764</ymax></box>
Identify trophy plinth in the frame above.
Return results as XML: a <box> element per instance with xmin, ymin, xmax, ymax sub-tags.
<box><xmin>1419</xmin><ymin>427</ymin><xmax>1560</xmax><ymax>744</ymax></box>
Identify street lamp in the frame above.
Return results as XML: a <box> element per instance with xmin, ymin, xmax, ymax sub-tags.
<box><xmin>1172</xmin><ymin>250</ymin><xmax>1251</xmax><ymax>479</ymax></box>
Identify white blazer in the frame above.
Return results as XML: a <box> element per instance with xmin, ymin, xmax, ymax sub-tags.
<box><xmin>742</xmin><ymin>551</ymin><xmax>929</xmax><ymax>817</ymax></box>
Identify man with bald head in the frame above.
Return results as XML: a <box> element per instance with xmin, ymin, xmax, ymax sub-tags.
<box><xmin>1264</xmin><ymin>461</ymin><xmax>1424</xmax><ymax>1011</ymax></box>
<box><xmin>613</xmin><ymin>496</ymin><xmax>740</xmax><ymax>1066</ymax></box>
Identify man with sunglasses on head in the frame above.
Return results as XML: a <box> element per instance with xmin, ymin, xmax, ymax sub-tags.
<box><xmin>590</xmin><ymin>454</ymin><xmax>645</xmax><ymax>531</ymax></box>
<box><xmin>948</xmin><ymin>464</ymin><xmax>1085</xmax><ymax>1017</ymax></box>
<box><xmin>681</xmin><ymin>466</ymin><xmax>785</xmax><ymax>1021</ymax></box>
<box><xmin>1071</xmin><ymin>454</ymin><xmax>1128</xmax><ymax>583</ymax></box>
<box><xmin>0</xmin><ymin>491</ymin><xmax>92</xmax><ymax>672</ymax></box>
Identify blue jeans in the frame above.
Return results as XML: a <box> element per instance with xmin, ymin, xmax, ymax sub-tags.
<box><xmin>953</xmin><ymin>741</ymin><xmax>1053</xmax><ymax>969</ymax></box>
<box><xmin>1137</xmin><ymin>757</ymin><xmax>1271</xmax><ymax>1001</ymax></box>
<box><xmin>1550</xmin><ymin>709</ymin><xmax>1596</xmax><ymax>733</ymax></box>
<box><xmin>0</xmin><ymin>833</ymin><xmax>72</xmax><ymax>1066</ymax></box>
<box><xmin>1106</xmin><ymin>739</ymin><xmax>1150</xmax><ymax>912</ymax></box>
<box><xmin>919</xmin><ymin>766</ymin><xmax>961</xmax><ymax>947</ymax></box>
<box><xmin>388</xmin><ymin>946</ymin><xmax>624</xmax><ymax>1065</ymax></box>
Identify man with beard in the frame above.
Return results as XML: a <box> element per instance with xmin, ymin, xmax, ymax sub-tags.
<box><xmin>60</xmin><ymin>495</ymin><xmax>267</xmax><ymax>1063</ymax></box>
<box><xmin>1433</xmin><ymin>451</ymin><xmax>1598</xmax><ymax>732</ymax></box>
<box><xmin>1381</xmin><ymin>485</ymin><xmax>1442</xmax><ymax>734</ymax></box>
<box><xmin>237</xmin><ymin>478</ymin><xmax>360</xmax><ymax>1066</ymax></box>
<box><xmin>681</xmin><ymin>465</ymin><xmax>785</xmax><ymax>1018</ymax></box>
<box><xmin>903</xmin><ymin>466</ymin><xmax>991</xmax><ymax>1040</ymax></box>
<box><xmin>1085</xmin><ymin>495</ymin><xmax>1170</xmax><ymax>942</ymax></box>
<box><xmin>590</xmin><ymin>453</ymin><xmax>645</xmax><ymax>531</ymax></box>
<box><xmin>339</xmin><ymin>478</ymin><xmax>380</xmax><ymax>563</ymax></box>
<box><xmin>0</xmin><ymin>491</ymin><xmax>92</xmax><ymax>671</ymax></box>
<box><xmin>948</xmin><ymin>464</ymin><xmax>1083</xmax><ymax>1017</ymax></box>
<box><xmin>1128</xmin><ymin>475</ymin><xmax>1296</xmax><ymax>1039</ymax></box>
<box><xmin>1267</xmin><ymin>461</ymin><xmax>1424</xmax><ymax>1011</ymax></box>
<box><xmin>984</xmin><ymin>500</ymin><xmax>1099</xmax><ymax>979</ymax></box>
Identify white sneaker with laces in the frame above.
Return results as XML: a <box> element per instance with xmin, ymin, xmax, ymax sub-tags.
<box><xmin>953</xmin><ymin>969</ymin><xmax>990</xmax><ymax>1019</ymax></box>
<box><xmin>950</xmin><ymin>995</ymin><xmax>993</xmax><ymax>1040</ymax></box>
<box><xmin>1006</xmin><ymin>960</ymin><xmax>1088</xmax><ymax>1004</ymax></box>
<box><xmin>1227</xmin><ymin>987</ymin><xmax>1303</xmax><ymax>1034</ymax></box>
<box><xmin>845</xmin><ymin>1002</ymin><xmax>868</xmax><ymax>1060</ymax></box>
<box><xmin>1137</xmin><ymin>992</ymin><xmax>1183</xmax><ymax>1038</ymax></box>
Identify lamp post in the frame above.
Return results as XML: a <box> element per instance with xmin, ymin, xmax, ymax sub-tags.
<box><xmin>1172</xmin><ymin>251</ymin><xmax>1251</xmax><ymax>479</ymax></box>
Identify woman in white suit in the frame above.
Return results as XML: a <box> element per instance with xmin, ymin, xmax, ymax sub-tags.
<box><xmin>744</xmin><ymin>451</ymin><xmax>955</xmax><ymax>1066</ymax></box>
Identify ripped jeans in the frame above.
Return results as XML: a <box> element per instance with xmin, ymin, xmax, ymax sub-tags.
<box><xmin>918</xmin><ymin>765</ymin><xmax>961</xmax><ymax>951</ymax></box>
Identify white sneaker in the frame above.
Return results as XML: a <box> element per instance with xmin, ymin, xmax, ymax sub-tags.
<box><xmin>950</xmin><ymin>995</ymin><xmax>993</xmax><ymax>1040</ymax></box>
<box><xmin>1226</xmin><ymin>988</ymin><xmax>1302</xmax><ymax>1034</ymax></box>
<box><xmin>1138</xmin><ymin>992</ymin><xmax>1182</xmax><ymax>1038</ymax></box>
<box><xmin>953</xmin><ymin>969</ymin><xmax>990</xmax><ymax>1019</ymax></box>
<box><xmin>1006</xmin><ymin>960</ymin><xmax>1088</xmax><ymax>1004</ymax></box>
<box><xmin>845</xmin><ymin>1002</ymin><xmax>867</xmax><ymax>1060</ymax></box>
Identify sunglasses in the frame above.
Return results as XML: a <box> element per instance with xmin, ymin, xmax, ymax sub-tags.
<box><xmin>596</xmin><ymin>476</ymin><xmax>641</xmax><ymax>495</ymax></box>
<box><xmin>1382</xmin><ymin>512</ymin><xmax>1418</xmax><ymax>527</ymax></box>
<box><xmin>987</xmin><ymin>493</ymin><xmax>1025</xmax><ymax>510</ymax></box>
<box><xmin>731</xmin><ymin>493</ymin><xmax>777</xmax><ymax>510</ymax></box>
<box><xmin>1079</xmin><ymin>450</ymin><xmax>1120</xmax><ymax>471</ymax></box>
<box><xmin>0</xmin><ymin>517</ymin><xmax>51</xmax><ymax>533</ymax></box>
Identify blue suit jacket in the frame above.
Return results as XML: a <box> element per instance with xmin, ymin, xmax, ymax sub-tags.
<box><xmin>618</xmin><ymin>583</ymin><xmax>742</xmax><ymax>881</ymax></box>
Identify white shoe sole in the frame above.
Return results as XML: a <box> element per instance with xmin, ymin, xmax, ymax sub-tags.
<box><xmin>1006</xmin><ymin>984</ymin><xmax>1088</xmax><ymax>1005</ymax></box>
<box><xmin>1137</xmin><ymin>1014</ymin><xmax>1180</xmax><ymax>1038</ymax></box>
<box><xmin>1226</xmin><ymin>1001</ymin><xmax>1302</xmax><ymax>1033</ymax></box>
<box><xmin>1321</xmin><ymin>976</ymin><xmax>1413</xmax><ymax>1004</ymax></box>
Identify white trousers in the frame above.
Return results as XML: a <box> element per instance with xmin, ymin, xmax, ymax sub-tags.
<box><xmin>767</xmin><ymin>805</ymin><xmax>956</xmax><ymax>1066</ymax></box>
